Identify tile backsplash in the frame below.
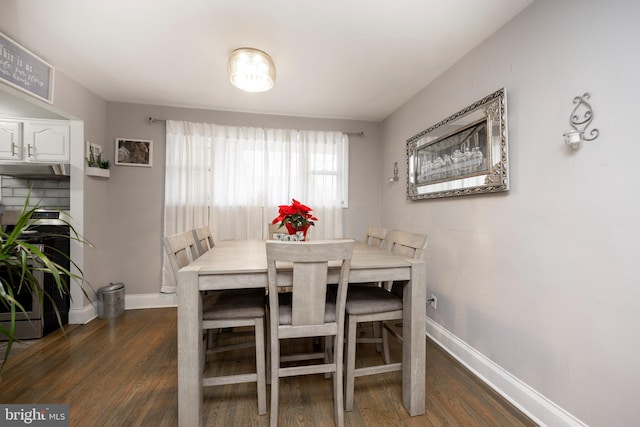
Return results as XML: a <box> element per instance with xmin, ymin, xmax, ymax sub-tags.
<box><xmin>0</xmin><ymin>176</ymin><xmax>70</xmax><ymax>213</ymax></box>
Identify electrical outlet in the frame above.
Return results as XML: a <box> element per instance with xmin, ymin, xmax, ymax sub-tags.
<box><xmin>428</xmin><ymin>294</ymin><xmax>437</xmax><ymax>310</ymax></box>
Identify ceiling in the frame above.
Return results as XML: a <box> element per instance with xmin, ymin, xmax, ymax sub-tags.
<box><xmin>0</xmin><ymin>0</ymin><xmax>533</xmax><ymax>122</ymax></box>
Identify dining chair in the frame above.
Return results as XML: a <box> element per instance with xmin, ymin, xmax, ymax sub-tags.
<box><xmin>344</xmin><ymin>229</ymin><xmax>428</xmax><ymax>411</ymax></box>
<box><xmin>358</xmin><ymin>225</ymin><xmax>389</xmax><ymax>350</ymax></box>
<box><xmin>192</xmin><ymin>225</ymin><xmax>215</xmax><ymax>256</ymax></box>
<box><xmin>266</xmin><ymin>239</ymin><xmax>354</xmax><ymax>427</ymax></box>
<box><xmin>162</xmin><ymin>230</ymin><xmax>199</xmax><ymax>276</ymax></box>
<box><xmin>364</xmin><ymin>225</ymin><xmax>388</xmax><ymax>249</ymax></box>
<box><xmin>163</xmin><ymin>230</ymin><xmax>267</xmax><ymax>415</ymax></box>
<box><xmin>268</xmin><ymin>222</ymin><xmax>283</xmax><ymax>239</ymax></box>
<box><xmin>192</xmin><ymin>225</ymin><xmax>261</xmax><ymax>354</ymax></box>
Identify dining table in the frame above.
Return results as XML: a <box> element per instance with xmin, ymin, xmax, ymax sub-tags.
<box><xmin>176</xmin><ymin>239</ymin><xmax>427</xmax><ymax>427</ymax></box>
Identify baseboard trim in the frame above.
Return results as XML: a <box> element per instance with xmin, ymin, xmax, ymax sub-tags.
<box><xmin>69</xmin><ymin>293</ymin><xmax>176</xmax><ymax>324</ymax></box>
<box><xmin>69</xmin><ymin>303</ymin><xmax>97</xmax><ymax>324</ymax></box>
<box><xmin>124</xmin><ymin>293</ymin><xmax>177</xmax><ymax>310</ymax></box>
<box><xmin>426</xmin><ymin>318</ymin><xmax>587</xmax><ymax>427</ymax></box>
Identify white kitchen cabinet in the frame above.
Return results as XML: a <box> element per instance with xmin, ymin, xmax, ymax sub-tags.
<box><xmin>23</xmin><ymin>120</ymin><xmax>70</xmax><ymax>162</ymax></box>
<box><xmin>0</xmin><ymin>120</ymin><xmax>24</xmax><ymax>160</ymax></box>
<box><xmin>0</xmin><ymin>118</ymin><xmax>70</xmax><ymax>163</ymax></box>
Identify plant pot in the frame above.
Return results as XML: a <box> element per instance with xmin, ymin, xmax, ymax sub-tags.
<box><xmin>285</xmin><ymin>223</ymin><xmax>310</xmax><ymax>241</ymax></box>
<box><xmin>86</xmin><ymin>167</ymin><xmax>110</xmax><ymax>178</ymax></box>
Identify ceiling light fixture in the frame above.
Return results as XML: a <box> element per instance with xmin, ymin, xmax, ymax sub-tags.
<box><xmin>227</xmin><ymin>48</ymin><xmax>276</xmax><ymax>93</ymax></box>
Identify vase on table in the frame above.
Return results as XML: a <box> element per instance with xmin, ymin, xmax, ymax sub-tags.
<box><xmin>285</xmin><ymin>223</ymin><xmax>310</xmax><ymax>241</ymax></box>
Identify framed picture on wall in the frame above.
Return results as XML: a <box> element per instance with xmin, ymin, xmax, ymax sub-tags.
<box><xmin>86</xmin><ymin>141</ymin><xmax>102</xmax><ymax>158</ymax></box>
<box><xmin>406</xmin><ymin>88</ymin><xmax>508</xmax><ymax>200</ymax></box>
<box><xmin>115</xmin><ymin>138</ymin><xmax>153</xmax><ymax>167</ymax></box>
<box><xmin>0</xmin><ymin>31</ymin><xmax>55</xmax><ymax>103</ymax></box>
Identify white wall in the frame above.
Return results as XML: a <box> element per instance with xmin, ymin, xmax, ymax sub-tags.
<box><xmin>54</xmin><ymin>71</ymin><xmax>110</xmax><ymax>319</ymax></box>
<box><xmin>103</xmin><ymin>102</ymin><xmax>382</xmax><ymax>297</ymax></box>
<box><xmin>380</xmin><ymin>1</ymin><xmax>639</xmax><ymax>426</ymax></box>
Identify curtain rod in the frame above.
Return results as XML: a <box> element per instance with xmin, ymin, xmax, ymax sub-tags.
<box><xmin>147</xmin><ymin>117</ymin><xmax>364</xmax><ymax>137</ymax></box>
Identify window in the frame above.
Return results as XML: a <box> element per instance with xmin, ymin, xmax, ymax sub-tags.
<box><xmin>165</xmin><ymin>121</ymin><xmax>348</xmax><ymax>242</ymax></box>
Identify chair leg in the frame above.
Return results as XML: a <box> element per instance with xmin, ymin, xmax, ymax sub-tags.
<box><xmin>324</xmin><ymin>336</ymin><xmax>333</xmax><ymax>379</ymax></box>
<box><xmin>270</xmin><ymin>331</ymin><xmax>280</xmax><ymax>426</ymax></box>
<box><xmin>333</xmin><ymin>333</ymin><xmax>345</xmax><ymax>427</ymax></box>
<box><xmin>372</xmin><ymin>321</ymin><xmax>382</xmax><ymax>352</ymax></box>
<box><xmin>344</xmin><ymin>314</ymin><xmax>357</xmax><ymax>412</ymax></box>
<box><xmin>266</xmin><ymin>313</ymin><xmax>271</xmax><ymax>385</ymax></box>
<box><xmin>254</xmin><ymin>318</ymin><xmax>267</xmax><ymax>415</ymax></box>
<box><xmin>382</xmin><ymin>322</ymin><xmax>392</xmax><ymax>365</ymax></box>
<box><xmin>201</xmin><ymin>328</ymin><xmax>211</xmax><ymax>371</ymax></box>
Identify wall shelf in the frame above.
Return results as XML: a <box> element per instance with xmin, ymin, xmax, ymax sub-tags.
<box><xmin>86</xmin><ymin>167</ymin><xmax>110</xmax><ymax>178</ymax></box>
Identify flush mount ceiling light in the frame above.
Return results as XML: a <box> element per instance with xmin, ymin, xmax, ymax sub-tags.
<box><xmin>227</xmin><ymin>48</ymin><xmax>276</xmax><ymax>93</ymax></box>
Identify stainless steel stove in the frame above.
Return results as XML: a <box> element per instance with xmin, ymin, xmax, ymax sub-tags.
<box><xmin>1</xmin><ymin>209</ymin><xmax>71</xmax><ymax>340</ymax></box>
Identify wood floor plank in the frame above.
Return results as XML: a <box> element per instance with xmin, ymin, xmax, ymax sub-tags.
<box><xmin>0</xmin><ymin>308</ymin><xmax>537</xmax><ymax>426</ymax></box>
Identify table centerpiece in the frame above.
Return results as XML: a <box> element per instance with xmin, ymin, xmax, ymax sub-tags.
<box><xmin>271</xmin><ymin>199</ymin><xmax>317</xmax><ymax>241</ymax></box>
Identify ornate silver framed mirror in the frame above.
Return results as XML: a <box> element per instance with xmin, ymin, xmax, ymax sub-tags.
<box><xmin>406</xmin><ymin>88</ymin><xmax>508</xmax><ymax>200</ymax></box>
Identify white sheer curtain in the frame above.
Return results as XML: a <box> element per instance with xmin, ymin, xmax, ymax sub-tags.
<box><xmin>161</xmin><ymin>121</ymin><xmax>212</xmax><ymax>293</ymax></box>
<box><xmin>162</xmin><ymin>120</ymin><xmax>348</xmax><ymax>292</ymax></box>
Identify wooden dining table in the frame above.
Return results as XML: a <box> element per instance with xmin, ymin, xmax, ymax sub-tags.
<box><xmin>177</xmin><ymin>239</ymin><xmax>427</xmax><ymax>427</ymax></box>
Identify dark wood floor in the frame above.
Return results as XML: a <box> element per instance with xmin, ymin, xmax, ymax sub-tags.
<box><xmin>0</xmin><ymin>308</ymin><xmax>537</xmax><ymax>426</ymax></box>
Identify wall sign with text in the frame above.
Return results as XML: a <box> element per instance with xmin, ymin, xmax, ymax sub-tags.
<box><xmin>0</xmin><ymin>31</ymin><xmax>55</xmax><ymax>103</ymax></box>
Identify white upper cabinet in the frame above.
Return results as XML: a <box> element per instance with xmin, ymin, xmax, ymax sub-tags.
<box><xmin>23</xmin><ymin>120</ymin><xmax>70</xmax><ymax>162</ymax></box>
<box><xmin>0</xmin><ymin>120</ymin><xmax>24</xmax><ymax>160</ymax></box>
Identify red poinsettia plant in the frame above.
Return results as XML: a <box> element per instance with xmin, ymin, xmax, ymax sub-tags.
<box><xmin>272</xmin><ymin>199</ymin><xmax>318</xmax><ymax>231</ymax></box>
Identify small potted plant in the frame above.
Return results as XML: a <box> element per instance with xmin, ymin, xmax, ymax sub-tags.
<box><xmin>271</xmin><ymin>199</ymin><xmax>318</xmax><ymax>240</ymax></box>
<box><xmin>85</xmin><ymin>152</ymin><xmax>111</xmax><ymax>177</ymax></box>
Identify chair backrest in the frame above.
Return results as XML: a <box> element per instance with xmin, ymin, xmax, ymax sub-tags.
<box><xmin>162</xmin><ymin>230</ymin><xmax>199</xmax><ymax>278</ymax></box>
<box><xmin>364</xmin><ymin>226</ymin><xmax>388</xmax><ymax>249</ymax></box>
<box><xmin>192</xmin><ymin>226</ymin><xmax>215</xmax><ymax>257</ymax></box>
<box><xmin>266</xmin><ymin>239</ymin><xmax>354</xmax><ymax>329</ymax></box>
<box><xmin>381</xmin><ymin>230</ymin><xmax>428</xmax><ymax>292</ymax></box>
<box><xmin>386</xmin><ymin>229</ymin><xmax>429</xmax><ymax>260</ymax></box>
<box><xmin>268</xmin><ymin>223</ymin><xmax>283</xmax><ymax>239</ymax></box>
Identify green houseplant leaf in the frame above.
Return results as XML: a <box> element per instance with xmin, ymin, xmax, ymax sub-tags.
<box><xmin>0</xmin><ymin>195</ymin><xmax>88</xmax><ymax>372</ymax></box>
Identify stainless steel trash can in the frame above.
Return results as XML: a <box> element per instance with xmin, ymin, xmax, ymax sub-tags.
<box><xmin>97</xmin><ymin>283</ymin><xmax>125</xmax><ymax>319</ymax></box>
